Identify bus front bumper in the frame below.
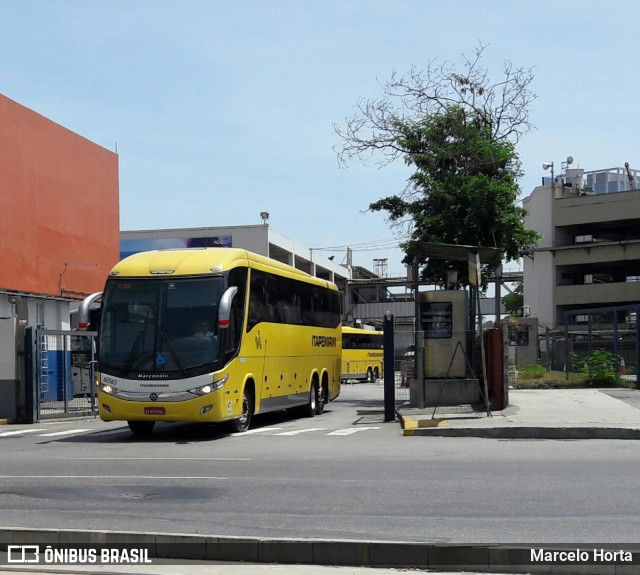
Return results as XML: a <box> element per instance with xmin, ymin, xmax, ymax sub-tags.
<box><xmin>97</xmin><ymin>390</ymin><xmax>240</xmax><ymax>423</ymax></box>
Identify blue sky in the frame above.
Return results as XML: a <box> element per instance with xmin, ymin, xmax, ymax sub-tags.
<box><xmin>2</xmin><ymin>1</ymin><xmax>638</xmax><ymax>276</ymax></box>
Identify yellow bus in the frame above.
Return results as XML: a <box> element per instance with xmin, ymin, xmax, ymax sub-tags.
<box><xmin>95</xmin><ymin>248</ymin><xmax>342</xmax><ymax>435</ymax></box>
<box><xmin>341</xmin><ymin>326</ymin><xmax>384</xmax><ymax>382</ymax></box>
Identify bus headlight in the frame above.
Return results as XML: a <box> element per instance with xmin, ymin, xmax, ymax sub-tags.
<box><xmin>187</xmin><ymin>384</ymin><xmax>210</xmax><ymax>396</ymax></box>
<box><xmin>211</xmin><ymin>374</ymin><xmax>229</xmax><ymax>390</ymax></box>
<box><xmin>188</xmin><ymin>375</ymin><xmax>228</xmax><ymax>396</ymax></box>
<box><xmin>98</xmin><ymin>383</ymin><xmax>118</xmax><ymax>395</ymax></box>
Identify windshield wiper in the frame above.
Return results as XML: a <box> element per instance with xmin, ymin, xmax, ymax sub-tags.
<box><xmin>124</xmin><ymin>329</ymin><xmax>145</xmax><ymax>372</ymax></box>
<box><xmin>161</xmin><ymin>332</ymin><xmax>188</xmax><ymax>376</ymax></box>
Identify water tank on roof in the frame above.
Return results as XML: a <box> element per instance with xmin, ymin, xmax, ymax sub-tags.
<box><xmin>564</xmin><ymin>168</ymin><xmax>584</xmax><ymax>187</ymax></box>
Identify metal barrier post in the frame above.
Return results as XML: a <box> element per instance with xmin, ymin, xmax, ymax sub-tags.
<box><xmin>416</xmin><ymin>333</ymin><xmax>425</xmax><ymax>408</ymax></box>
<box><xmin>23</xmin><ymin>327</ymin><xmax>37</xmax><ymax>423</ymax></box>
<box><xmin>383</xmin><ymin>311</ymin><xmax>395</xmax><ymax>422</ymax></box>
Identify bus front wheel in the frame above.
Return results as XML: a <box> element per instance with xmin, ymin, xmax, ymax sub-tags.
<box><xmin>128</xmin><ymin>420</ymin><xmax>155</xmax><ymax>436</ymax></box>
<box><xmin>231</xmin><ymin>388</ymin><xmax>253</xmax><ymax>432</ymax></box>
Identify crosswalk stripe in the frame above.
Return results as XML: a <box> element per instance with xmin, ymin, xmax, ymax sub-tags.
<box><xmin>326</xmin><ymin>426</ymin><xmax>381</xmax><ymax>436</ymax></box>
<box><xmin>0</xmin><ymin>425</ymin><xmax>382</xmax><ymax>439</ymax></box>
<box><xmin>231</xmin><ymin>427</ymin><xmax>284</xmax><ymax>436</ymax></box>
<box><xmin>274</xmin><ymin>428</ymin><xmax>326</xmax><ymax>436</ymax></box>
<box><xmin>0</xmin><ymin>429</ymin><xmax>46</xmax><ymax>437</ymax></box>
<box><xmin>37</xmin><ymin>429</ymin><xmax>91</xmax><ymax>437</ymax></box>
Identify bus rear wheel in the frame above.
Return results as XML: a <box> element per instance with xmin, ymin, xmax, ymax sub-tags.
<box><xmin>316</xmin><ymin>384</ymin><xmax>325</xmax><ymax>415</ymax></box>
<box><xmin>128</xmin><ymin>420</ymin><xmax>155</xmax><ymax>436</ymax></box>
<box><xmin>231</xmin><ymin>387</ymin><xmax>253</xmax><ymax>432</ymax></box>
<box><xmin>366</xmin><ymin>368</ymin><xmax>374</xmax><ymax>382</ymax></box>
<box><xmin>304</xmin><ymin>382</ymin><xmax>319</xmax><ymax>417</ymax></box>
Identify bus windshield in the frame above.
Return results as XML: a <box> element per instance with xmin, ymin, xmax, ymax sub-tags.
<box><xmin>98</xmin><ymin>277</ymin><xmax>225</xmax><ymax>377</ymax></box>
<box><xmin>342</xmin><ymin>330</ymin><xmax>383</xmax><ymax>350</ymax></box>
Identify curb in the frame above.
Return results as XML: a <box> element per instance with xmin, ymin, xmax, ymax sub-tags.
<box><xmin>401</xmin><ymin>424</ymin><xmax>640</xmax><ymax>440</ymax></box>
<box><xmin>401</xmin><ymin>415</ymin><xmax>449</xmax><ymax>429</ymax></box>
<box><xmin>397</xmin><ymin>412</ymin><xmax>640</xmax><ymax>440</ymax></box>
<box><xmin>1</xmin><ymin>529</ymin><xmax>638</xmax><ymax>574</ymax></box>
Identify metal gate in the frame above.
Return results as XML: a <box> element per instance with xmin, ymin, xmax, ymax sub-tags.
<box><xmin>30</xmin><ymin>328</ymin><xmax>98</xmax><ymax>420</ymax></box>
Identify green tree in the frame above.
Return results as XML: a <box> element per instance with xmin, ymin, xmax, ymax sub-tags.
<box><xmin>502</xmin><ymin>284</ymin><xmax>524</xmax><ymax>316</ymax></box>
<box><xmin>334</xmin><ymin>45</ymin><xmax>541</xmax><ymax>286</ymax></box>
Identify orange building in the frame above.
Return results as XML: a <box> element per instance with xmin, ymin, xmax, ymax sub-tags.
<box><xmin>0</xmin><ymin>93</ymin><xmax>119</xmax><ymax>422</ymax></box>
<box><xmin>0</xmin><ymin>93</ymin><xmax>119</xmax><ymax>297</ymax></box>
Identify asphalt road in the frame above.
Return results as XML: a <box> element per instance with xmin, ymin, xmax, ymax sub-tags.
<box><xmin>2</xmin><ymin>383</ymin><xmax>640</xmax><ymax>544</ymax></box>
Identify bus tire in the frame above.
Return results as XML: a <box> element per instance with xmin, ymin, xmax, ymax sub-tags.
<box><xmin>316</xmin><ymin>383</ymin><xmax>325</xmax><ymax>415</ymax></box>
<box><xmin>373</xmin><ymin>367</ymin><xmax>380</xmax><ymax>381</ymax></box>
<box><xmin>231</xmin><ymin>386</ymin><xmax>253</xmax><ymax>433</ymax></box>
<box><xmin>304</xmin><ymin>381</ymin><xmax>318</xmax><ymax>418</ymax></box>
<box><xmin>128</xmin><ymin>420</ymin><xmax>155</xmax><ymax>436</ymax></box>
<box><xmin>366</xmin><ymin>367</ymin><xmax>374</xmax><ymax>382</ymax></box>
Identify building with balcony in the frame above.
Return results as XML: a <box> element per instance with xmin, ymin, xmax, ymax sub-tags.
<box><xmin>523</xmin><ymin>166</ymin><xmax>640</xmax><ymax>328</ymax></box>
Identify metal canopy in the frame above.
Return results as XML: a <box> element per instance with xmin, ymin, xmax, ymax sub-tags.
<box><xmin>405</xmin><ymin>241</ymin><xmax>502</xmax><ymax>267</ymax></box>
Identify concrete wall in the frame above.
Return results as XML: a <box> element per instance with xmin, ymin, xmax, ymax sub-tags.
<box><xmin>0</xmin><ymin>317</ymin><xmax>17</xmax><ymax>420</ymax></box>
<box><xmin>554</xmin><ymin>188</ymin><xmax>640</xmax><ymax>226</ymax></box>
<box><xmin>523</xmin><ymin>185</ymin><xmax>556</xmax><ymax>326</ymax></box>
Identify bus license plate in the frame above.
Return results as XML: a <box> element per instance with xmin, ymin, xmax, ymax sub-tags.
<box><xmin>144</xmin><ymin>406</ymin><xmax>165</xmax><ymax>415</ymax></box>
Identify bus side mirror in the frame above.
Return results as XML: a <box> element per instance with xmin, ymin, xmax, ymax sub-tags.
<box><xmin>218</xmin><ymin>286</ymin><xmax>238</xmax><ymax>329</ymax></box>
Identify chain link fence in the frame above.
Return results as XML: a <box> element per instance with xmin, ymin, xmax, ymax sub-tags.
<box><xmin>392</xmin><ymin>328</ymin><xmax>504</xmax><ymax>409</ymax></box>
<box><xmin>508</xmin><ymin>306</ymin><xmax>640</xmax><ymax>388</ymax></box>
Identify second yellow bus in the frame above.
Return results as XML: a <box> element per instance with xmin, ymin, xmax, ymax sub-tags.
<box><xmin>341</xmin><ymin>326</ymin><xmax>383</xmax><ymax>383</ymax></box>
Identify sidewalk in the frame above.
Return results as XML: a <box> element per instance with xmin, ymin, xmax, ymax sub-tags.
<box><xmin>398</xmin><ymin>387</ymin><xmax>640</xmax><ymax>439</ymax></box>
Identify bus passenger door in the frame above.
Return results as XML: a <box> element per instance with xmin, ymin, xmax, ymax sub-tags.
<box><xmin>246</xmin><ymin>272</ymin><xmax>269</xmax><ymax>411</ymax></box>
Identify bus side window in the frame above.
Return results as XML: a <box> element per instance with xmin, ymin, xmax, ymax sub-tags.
<box><xmin>226</xmin><ymin>267</ymin><xmax>247</xmax><ymax>356</ymax></box>
<box><xmin>248</xmin><ymin>272</ymin><xmax>266</xmax><ymax>331</ymax></box>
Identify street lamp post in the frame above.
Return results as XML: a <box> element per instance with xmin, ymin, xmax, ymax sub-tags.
<box><xmin>543</xmin><ymin>161</ymin><xmax>555</xmax><ymax>193</ymax></box>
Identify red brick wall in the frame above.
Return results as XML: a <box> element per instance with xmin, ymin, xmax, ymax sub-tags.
<box><xmin>0</xmin><ymin>93</ymin><xmax>119</xmax><ymax>298</ymax></box>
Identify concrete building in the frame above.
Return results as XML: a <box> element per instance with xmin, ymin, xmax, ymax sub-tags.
<box><xmin>120</xmin><ymin>225</ymin><xmax>349</xmax><ymax>288</ymax></box>
<box><xmin>523</xmin><ymin>165</ymin><xmax>640</xmax><ymax>328</ymax></box>
<box><xmin>0</xmin><ymin>93</ymin><xmax>119</xmax><ymax>421</ymax></box>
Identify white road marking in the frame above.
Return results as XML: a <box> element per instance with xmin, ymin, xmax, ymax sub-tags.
<box><xmin>37</xmin><ymin>429</ymin><xmax>92</xmax><ymax>437</ymax></box>
<box><xmin>274</xmin><ymin>428</ymin><xmax>326</xmax><ymax>436</ymax></box>
<box><xmin>0</xmin><ymin>424</ymin><xmax>383</xmax><ymax>440</ymax></box>
<box><xmin>67</xmin><ymin>457</ymin><xmax>250</xmax><ymax>461</ymax></box>
<box><xmin>0</xmin><ymin>429</ymin><xmax>47</xmax><ymax>437</ymax></box>
<box><xmin>231</xmin><ymin>427</ymin><xmax>284</xmax><ymax>436</ymax></box>
<box><xmin>0</xmin><ymin>475</ymin><xmax>226</xmax><ymax>480</ymax></box>
<box><xmin>326</xmin><ymin>426</ymin><xmax>381</xmax><ymax>436</ymax></box>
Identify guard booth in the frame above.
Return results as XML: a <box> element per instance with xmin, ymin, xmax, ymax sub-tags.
<box><xmin>421</xmin><ymin>290</ymin><xmax>468</xmax><ymax>378</ymax></box>
<box><xmin>419</xmin><ymin>290</ymin><xmax>479</xmax><ymax>405</ymax></box>
<box><xmin>406</xmin><ymin>241</ymin><xmax>506</xmax><ymax>411</ymax></box>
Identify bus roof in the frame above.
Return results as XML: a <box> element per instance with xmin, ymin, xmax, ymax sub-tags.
<box><xmin>342</xmin><ymin>326</ymin><xmax>383</xmax><ymax>335</ymax></box>
<box><xmin>109</xmin><ymin>248</ymin><xmax>338</xmax><ymax>290</ymax></box>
